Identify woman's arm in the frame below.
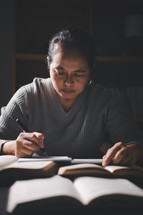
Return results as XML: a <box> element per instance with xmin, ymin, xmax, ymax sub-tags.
<box><xmin>0</xmin><ymin>85</ymin><xmax>38</xmax><ymax>157</ymax></box>
<box><xmin>1</xmin><ymin>132</ymin><xmax>44</xmax><ymax>157</ymax></box>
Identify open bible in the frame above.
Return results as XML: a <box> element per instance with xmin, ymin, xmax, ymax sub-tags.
<box><xmin>1</xmin><ymin>155</ymin><xmax>143</xmax><ymax>179</ymax></box>
<box><xmin>58</xmin><ymin>163</ymin><xmax>143</xmax><ymax>177</ymax></box>
<box><xmin>7</xmin><ymin>175</ymin><xmax>143</xmax><ymax>214</ymax></box>
<box><xmin>0</xmin><ymin>155</ymin><xmax>58</xmax><ymax>179</ymax></box>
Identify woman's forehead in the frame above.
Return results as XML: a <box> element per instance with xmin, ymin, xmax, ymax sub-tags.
<box><xmin>53</xmin><ymin>43</ymin><xmax>83</xmax><ymax>57</ymax></box>
<box><xmin>52</xmin><ymin>44</ymin><xmax>86</xmax><ymax>61</ymax></box>
<box><xmin>51</xmin><ymin>51</ymin><xmax>89</xmax><ymax>69</ymax></box>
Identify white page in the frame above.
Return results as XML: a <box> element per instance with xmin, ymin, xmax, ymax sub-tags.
<box><xmin>71</xmin><ymin>159</ymin><xmax>103</xmax><ymax>164</ymax></box>
<box><xmin>74</xmin><ymin>176</ymin><xmax>143</xmax><ymax>205</ymax></box>
<box><xmin>5</xmin><ymin>160</ymin><xmax>54</xmax><ymax>170</ymax></box>
<box><xmin>7</xmin><ymin>175</ymin><xmax>81</xmax><ymax>213</ymax></box>
<box><xmin>18</xmin><ymin>156</ymin><xmax>72</xmax><ymax>162</ymax></box>
<box><xmin>0</xmin><ymin>155</ymin><xmax>18</xmax><ymax>170</ymax></box>
<box><xmin>104</xmin><ymin>165</ymin><xmax>130</xmax><ymax>173</ymax></box>
<box><xmin>58</xmin><ymin>163</ymin><xmax>105</xmax><ymax>175</ymax></box>
<box><xmin>59</xmin><ymin>163</ymin><xmax>104</xmax><ymax>171</ymax></box>
<box><xmin>105</xmin><ymin>165</ymin><xmax>143</xmax><ymax>174</ymax></box>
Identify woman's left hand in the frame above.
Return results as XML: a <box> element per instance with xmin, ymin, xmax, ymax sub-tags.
<box><xmin>102</xmin><ymin>142</ymin><xmax>143</xmax><ymax>167</ymax></box>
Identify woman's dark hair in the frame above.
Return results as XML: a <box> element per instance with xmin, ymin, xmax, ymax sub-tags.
<box><xmin>47</xmin><ymin>27</ymin><xmax>96</xmax><ymax>78</ymax></box>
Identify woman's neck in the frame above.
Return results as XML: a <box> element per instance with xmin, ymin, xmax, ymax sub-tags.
<box><xmin>58</xmin><ymin>97</ymin><xmax>76</xmax><ymax>112</ymax></box>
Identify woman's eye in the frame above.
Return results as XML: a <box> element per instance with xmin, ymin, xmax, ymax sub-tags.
<box><xmin>74</xmin><ymin>73</ymin><xmax>83</xmax><ymax>77</ymax></box>
<box><xmin>55</xmin><ymin>70</ymin><xmax>65</xmax><ymax>76</ymax></box>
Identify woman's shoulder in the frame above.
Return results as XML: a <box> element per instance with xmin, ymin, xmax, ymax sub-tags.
<box><xmin>18</xmin><ymin>77</ymin><xmax>51</xmax><ymax>93</ymax></box>
<box><xmin>29</xmin><ymin>77</ymin><xmax>51</xmax><ymax>88</ymax></box>
<box><xmin>10</xmin><ymin>78</ymin><xmax>51</xmax><ymax>102</ymax></box>
<box><xmin>87</xmin><ymin>81</ymin><xmax>123</xmax><ymax>108</ymax></box>
<box><xmin>88</xmin><ymin>81</ymin><xmax>115</xmax><ymax>98</ymax></box>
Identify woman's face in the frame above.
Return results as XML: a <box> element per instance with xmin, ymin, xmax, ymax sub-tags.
<box><xmin>49</xmin><ymin>44</ymin><xmax>90</xmax><ymax>105</ymax></box>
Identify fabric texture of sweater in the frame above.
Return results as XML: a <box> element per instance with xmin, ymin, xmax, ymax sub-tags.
<box><xmin>0</xmin><ymin>78</ymin><xmax>143</xmax><ymax>158</ymax></box>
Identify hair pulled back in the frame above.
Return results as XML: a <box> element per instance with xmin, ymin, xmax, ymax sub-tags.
<box><xmin>47</xmin><ymin>27</ymin><xmax>96</xmax><ymax>79</ymax></box>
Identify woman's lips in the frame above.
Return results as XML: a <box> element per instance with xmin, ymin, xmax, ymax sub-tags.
<box><xmin>61</xmin><ymin>89</ymin><xmax>75</xmax><ymax>94</ymax></box>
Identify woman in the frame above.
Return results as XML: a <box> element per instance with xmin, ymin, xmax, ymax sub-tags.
<box><xmin>0</xmin><ymin>27</ymin><xmax>143</xmax><ymax>166</ymax></box>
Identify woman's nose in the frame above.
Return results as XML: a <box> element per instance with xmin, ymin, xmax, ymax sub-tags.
<box><xmin>64</xmin><ymin>74</ymin><xmax>74</xmax><ymax>85</ymax></box>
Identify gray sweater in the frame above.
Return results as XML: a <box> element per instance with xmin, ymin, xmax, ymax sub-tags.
<box><xmin>0</xmin><ymin>78</ymin><xmax>143</xmax><ymax>158</ymax></box>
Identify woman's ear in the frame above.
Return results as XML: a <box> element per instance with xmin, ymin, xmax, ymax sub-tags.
<box><xmin>47</xmin><ymin>56</ymin><xmax>49</xmax><ymax>68</ymax></box>
<box><xmin>46</xmin><ymin>56</ymin><xmax>50</xmax><ymax>77</ymax></box>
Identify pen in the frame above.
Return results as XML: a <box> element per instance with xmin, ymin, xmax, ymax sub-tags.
<box><xmin>16</xmin><ymin>118</ymin><xmax>28</xmax><ymax>132</ymax></box>
<box><xmin>16</xmin><ymin>118</ymin><xmax>46</xmax><ymax>157</ymax></box>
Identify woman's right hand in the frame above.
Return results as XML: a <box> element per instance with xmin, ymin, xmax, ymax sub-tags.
<box><xmin>2</xmin><ymin>132</ymin><xmax>44</xmax><ymax>158</ymax></box>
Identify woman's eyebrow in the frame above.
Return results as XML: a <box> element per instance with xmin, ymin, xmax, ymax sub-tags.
<box><xmin>75</xmin><ymin>70</ymin><xmax>86</xmax><ymax>73</ymax></box>
<box><xmin>55</xmin><ymin>66</ymin><xmax>64</xmax><ymax>70</ymax></box>
<box><xmin>55</xmin><ymin>67</ymin><xmax>86</xmax><ymax>73</ymax></box>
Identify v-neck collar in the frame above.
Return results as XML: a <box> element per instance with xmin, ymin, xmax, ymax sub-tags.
<box><xmin>49</xmin><ymin>79</ymin><xmax>90</xmax><ymax>118</ymax></box>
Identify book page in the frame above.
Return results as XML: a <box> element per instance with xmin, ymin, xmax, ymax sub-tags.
<box><xmin>58</xmin><ymin>163</ymin><xmax>108</xmax><ymax>175</ymax></box>
<box><xmin>105</xmin><ymin>165</ymin><xmax>130</xmax><ymax>173</ymax></box>
<box><xmin>4</xmin><ymin>160</ymin><xmax>55</xmax><ymax>170</ymax></box>
<box><xmin>18</xmin><ymin>156</ymin><xmax>72</xmax><ymax>162</ymax></box>
<box><xmin>7</xmin><ymin>175</ymin><xmax>82</xmax><ymax>213</ymax></box>
<box><xmin>104</xmin><ymin>165</ymin><xmax>143</xmax><ymax>176</ymax></box>
<box><xmin>73</xmin><ymin>176</ymin><xmax>143</xmax><ymax>205</ymax></box>
<box><xmin>0</xmin><ymin>155</ymin><xmax>18</xmax><ymax>170</ymax></box>
<box><xmin>71</xmin><ymin>159</ymin><xmax>103</xmax><ymax>164</ymax></box>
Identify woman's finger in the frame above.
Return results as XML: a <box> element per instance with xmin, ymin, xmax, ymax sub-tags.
<box><xmin>33</xmin><ymin>132</ymin><xmax>44</xmax><ymax>148</ymax></box>
<box><xmin>113</xmin><ymin>145</ymin><xmax>137</xmax><ymax>166</ymax></box>
<box><xmin>15</xmin><ymin>141</ymin><xmax>35</xmax><ymax>157</ymax></box>
<box><xmin>102</xmin><ymin>142</ymin><xmax>125</xmax><ymax>166</ymax></box>
<box><xmin>15</xmin><ymin>132</ymin><xmax>44</xmax><ymax>157</ymax></box>
<box><xmin>112</xmin><ymin>146</ymin><xmax>128</xmax><ymax>164</ymax></box>
<box><xmin>17</xmin><ymin>132</ymin><xmax>44</xmax><ymax>149</ymax></box>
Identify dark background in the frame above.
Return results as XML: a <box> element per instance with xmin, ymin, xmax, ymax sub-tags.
<box><xmin>0</xmin><ymin>0</ymin><xmax>143</xmax><ymax>108</ymax></box>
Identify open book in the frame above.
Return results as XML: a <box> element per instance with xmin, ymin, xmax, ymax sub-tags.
<box><xmin>58</xmin><ymin>163</ymin><xmax>143</xmax><ymax>177</ymax></box>
<box><xmin>0</xmin><ymin>155</ymin><xmax>103</xmax><ymax>180</ymax></box>
<box><xmin>7</xmin><ymin>175</ymin><xmax>143</xmax><ymax>213</ymax></box>
<box><xmin>0</xmin><ymin>155</ymin><xmax>58</xmax><ymax>179</ymax></box>
<box><xmin>1</xmin><ymin>155</ymin><xmax>143</xmax><ymax>179</ymax></box>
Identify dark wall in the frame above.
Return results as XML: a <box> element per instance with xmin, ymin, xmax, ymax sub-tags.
<box><xmin>0</xmin><ymin>0</ymin><xmax>14</xmax><ymax>109</ymax></box>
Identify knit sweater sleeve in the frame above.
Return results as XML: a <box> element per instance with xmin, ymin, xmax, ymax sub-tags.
<box><xmin>0</xmin><ymin>84</ymin><xmax>33</xmax><ymax>154</ymax></box>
